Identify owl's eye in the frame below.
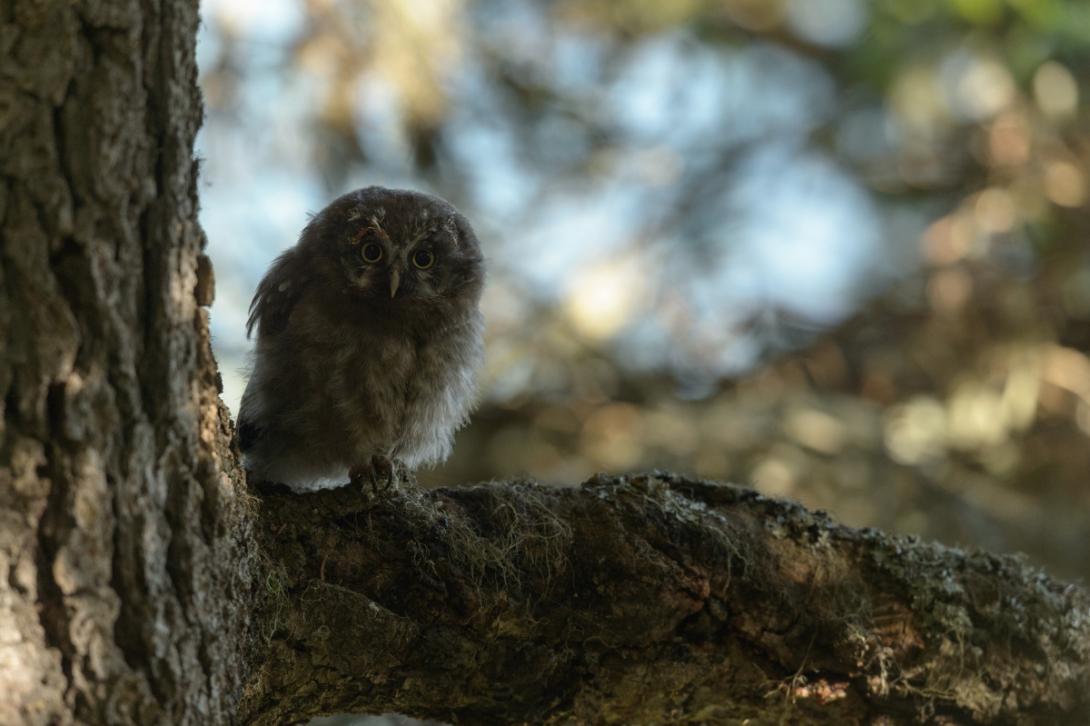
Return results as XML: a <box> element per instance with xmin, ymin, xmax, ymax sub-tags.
<box><xmin>412</xmin><ymin>249</ymin><xmax>435</xmax><ymax>270</ymax></box>
<box><xmin>361</xmin><ymin>243</ymin><xmax>383</xmax><ymax>263</ymax></box>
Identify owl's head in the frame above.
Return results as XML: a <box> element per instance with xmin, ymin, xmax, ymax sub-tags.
<box><xmin>305</xmin><ymin>186</ymin><xmax>485</xmax><ymax>307</ymax></box>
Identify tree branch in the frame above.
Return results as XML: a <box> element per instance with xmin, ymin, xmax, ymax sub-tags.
<box><xmin>241</xmin><ymin>474</ymin><xmax>1090</xmax><ymax>724</ymax></box>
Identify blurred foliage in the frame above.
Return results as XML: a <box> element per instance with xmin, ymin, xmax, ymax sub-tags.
<box><xmin>199</xmin><ymin>0</ymin><xmax>1090</xmax><ymax>581</ymax></box>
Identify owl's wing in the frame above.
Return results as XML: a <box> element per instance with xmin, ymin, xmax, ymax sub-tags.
<box><xmin>246</xmin><ymin>248</ymin><xmax>308</xmax><ymax>338</ymax></box>
<box><xmin>236</xmin><ymin>414</ymin><xmax>261</xmax><ymax>453</ymax></box>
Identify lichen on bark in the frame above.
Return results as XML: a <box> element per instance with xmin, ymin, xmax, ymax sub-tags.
<box><xmin>242</xmin><ymin>474</ymin><xmax>1090</xmax><ymax>725</ymax></box>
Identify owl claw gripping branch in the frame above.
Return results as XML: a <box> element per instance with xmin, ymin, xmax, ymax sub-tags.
<box><xmin>236</xmin><ymin>186</ymin><xmax>486</xmax><ymax>492</ymax></box>
<box><xmin>349</xmin><ymin>454</ymin><xmax>410</xmax><ymax>494</ymax></box>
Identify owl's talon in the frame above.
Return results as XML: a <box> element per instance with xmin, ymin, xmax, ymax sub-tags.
<box><xmin>370</xmin><ymin>456</ymin><xmax>388</xmax><ymax>489</ymax></box>
<box><xmin>370</xmin><ymin>454</ymin><xmax>397</xmax><ymax>492</ymax></box>
<box><xmin>396</xmin><ymin>460</ymin><xmax>416</xmax><ymax>487</ymax></box>
<box><xmin>349</xmin><ymin>465</ymin><xmax>367</xmax><ymax>492</ymax></box>
<box><xmin>351</xmin><ymin>455</ymin><xmax>408</xmax><ymax>495</ymax></box>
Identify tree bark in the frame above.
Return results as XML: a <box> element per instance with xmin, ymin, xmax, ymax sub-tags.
<box><xmin>0</xmin><ymin>2</ymin><xmax>257</xmax><ymax>723</ymax></box>
<box><xmin>1</xmin><ymin>3</ymin><xmax>1088</xmax><ymax>726</ymax></box>
<box><xmin>241</xmin><ymin>474</ymin><xmax>1090</xmax><ymax>725</ymax></box>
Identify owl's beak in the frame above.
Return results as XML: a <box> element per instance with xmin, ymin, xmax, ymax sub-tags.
<box><xmin>389</xmin><ymin>268</ymin><xmax>401</xmax><ymax>298</ymax></box>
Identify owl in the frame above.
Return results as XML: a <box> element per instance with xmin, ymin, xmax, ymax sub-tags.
<box><xmin>236</xmin><ymin>186</ymin><xmax>485</xmax><ymax>491</ymax></box>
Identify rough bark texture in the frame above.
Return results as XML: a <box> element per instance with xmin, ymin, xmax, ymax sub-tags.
<box><xmin>0</xmin><ymin>1</ymin><xmax>256</xmax><ymax>724</ymax></box>
<box><xmin>2</xmin><ymin>2</ymin><xmax>1089</xmax><ymax>726</ymax></box>
<box><xmin>243</xmin><ymin>474</ymin><xmax>1090</xmax><ymax>725</ymax></box>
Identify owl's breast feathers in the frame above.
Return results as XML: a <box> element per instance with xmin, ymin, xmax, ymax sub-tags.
<box><xmin>239</xmin><ymin>286</ymin><xmax>481</xmax><ymax>467</ymax></box>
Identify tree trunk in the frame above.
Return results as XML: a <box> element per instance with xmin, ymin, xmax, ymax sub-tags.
<box><xmin>0</xmin><ymin>2</ymin><xmax>256</xmax><ymax>723</ymax></box>
<box><xmin>1</xmin><ymin>3</ymin><xmax>1088</xmax><ymax>726</ymax></box>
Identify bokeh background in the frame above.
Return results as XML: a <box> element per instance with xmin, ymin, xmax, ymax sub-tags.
<box><xmin>196</xmin><ymin>0</ymin><xmax>1090</xmax><ymax>583</ymax></box>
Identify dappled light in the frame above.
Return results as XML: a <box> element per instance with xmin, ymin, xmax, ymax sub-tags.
<box><xmin>198</xmin><ymin>0</ymin><xmax>1090</xmax><ymax>583</ymax></box>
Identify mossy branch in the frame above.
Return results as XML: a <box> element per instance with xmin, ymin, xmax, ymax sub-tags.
<box><xmin>241</xmin><ymin>474</ymin><xmax>1090</xmax><ymax>725</ymax></box>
